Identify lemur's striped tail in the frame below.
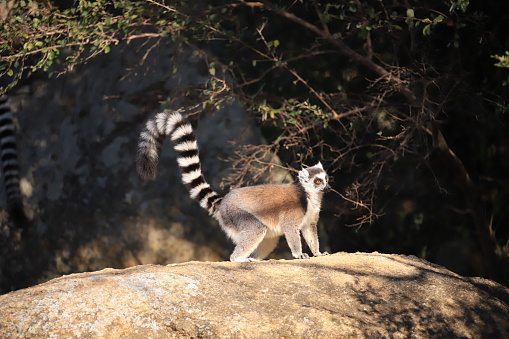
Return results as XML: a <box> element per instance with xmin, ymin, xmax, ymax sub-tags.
<box><xmin>136</xmin><ymin>112</ymin><xmax>223</xmax><ymax>216</ymax></box>
<box><xmin>0</xmin><ymin>95</ymin><xmax>28</xmax><ymax>229</ymax></box>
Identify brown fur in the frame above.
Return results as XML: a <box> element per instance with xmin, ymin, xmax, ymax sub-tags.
<box><xmin>224</xmin><ymin>184</ymin><xmax>305</xmax><ymax>231</ymax></box>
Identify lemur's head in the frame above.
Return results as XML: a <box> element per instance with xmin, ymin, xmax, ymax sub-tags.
<box><xmin>298</xmin><ymin>162</ymin><xmax>330</xmax><ymax>193</ymax></box>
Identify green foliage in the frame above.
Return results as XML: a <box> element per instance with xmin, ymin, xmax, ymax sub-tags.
<box><xmin>493</xmin><ymin>52</ymin><xmax>509</xmax><ymax>86</ymax></box>
<box><xmin>493</xmin><ymin>51</ymin><xmax>509</xmax><ymax>68</ymax></box>
<box><xmin>0</xmin><ymin>0</ymin><xmax>187</xmax><ymax>91</ymax></box>
<box><xmin>257</xmin><ymin>99</ymin><xmax>331</xmax><ymax>128</ymax></box>
<box><xmin>0</xmin><ymin>0</ymin><xmax>474</xmax><ymax>92</ymax></box>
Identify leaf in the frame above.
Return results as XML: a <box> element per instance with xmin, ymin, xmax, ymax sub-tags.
<box><xmin>208</xmin><ymin>62</ymin><xmax>216</xmax><ymax>76</ymax></box>
<box><xmin>433</xmin><ymin>15</ymin><xmax>444</xmax><ymax>23</ymax></box>
<box><xmin>406</xmin><ymin>9</ymin><xmax>415</xmax><ymax>18</ymax></box>
<box><xmin>422</xmin><ymin>24</ymin><xmax>431</xmax><ymax>36</ymax></box>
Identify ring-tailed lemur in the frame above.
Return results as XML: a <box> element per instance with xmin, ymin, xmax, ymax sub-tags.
<box><xmin>136</xmin><ymin>111</ymin><xmax>330</xmax><ymax>262</ymax></box>
<box><xmin>0</xmin><ymin>94</ymin><xmax>28</xmax><ymax>230</ymax></box>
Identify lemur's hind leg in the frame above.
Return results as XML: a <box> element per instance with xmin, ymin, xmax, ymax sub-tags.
<box><xmin>222</xmin><ymin>209</ymin><xmax>268</xmax><ymax>262</ymax></box>
<box><xmin>230</xmin><ymin>227</ymin><xmax>267</xmax><ymax>262</ymax></box>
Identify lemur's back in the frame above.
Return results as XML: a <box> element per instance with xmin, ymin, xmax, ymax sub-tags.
<box><xmin>220</xmin><ymin>183</ymin><xmax>307</xmax><ymax>228</ymax></box>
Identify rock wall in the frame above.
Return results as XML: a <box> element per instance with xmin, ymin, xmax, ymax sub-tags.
<box><xmin>0</xmin><ymin>252</ymin><xmax>508</xmax><ymax>338</ymax></box>
<box><xmin>0</xmin><ymin>39</ymin><xmax>274</xmax><ymax>292</ymax></box>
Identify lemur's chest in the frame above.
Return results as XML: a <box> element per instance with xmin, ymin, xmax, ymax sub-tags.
<box><xmin>300</xmin><ymin>192</ymin><xmax>323</xmax><ymax>227</ymax></box>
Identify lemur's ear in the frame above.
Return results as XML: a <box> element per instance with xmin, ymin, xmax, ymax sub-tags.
<box><xmin>298</xmin><ymin>168</ymin><xmax>310</xmax><ymax>183</ymax></box>
<box><xmin>315</xmin><ymin>162</ymin><xmax>323</xmax><ymax>169</ymax></box>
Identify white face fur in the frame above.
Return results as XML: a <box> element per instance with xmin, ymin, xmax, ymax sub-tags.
<box><xmin>298</xmin><ymin>162</ymin><xmax>330</xmax><ymax>192</ymax></box>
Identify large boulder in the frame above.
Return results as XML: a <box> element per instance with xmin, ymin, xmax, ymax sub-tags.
<box><xmin>1</xmin><ymin>252</ymin><xmax>507</xmax><ymax>338</ymax></box>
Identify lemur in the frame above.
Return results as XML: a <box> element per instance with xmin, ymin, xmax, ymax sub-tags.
<box><xmin>0</xmin><ymin>94</ymin><xmax>28</xmax><ymax>230</ymax></box>
<box><xmin>136</xmin><ymin>111</ymin><xmax>330</xmax><ymax>262</ymax></box>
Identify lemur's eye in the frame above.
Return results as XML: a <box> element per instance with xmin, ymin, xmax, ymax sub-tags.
<box><xmin>314</xmin><ymin>178</ymin><xmax>322</xmax><ymax>185</ymax></box>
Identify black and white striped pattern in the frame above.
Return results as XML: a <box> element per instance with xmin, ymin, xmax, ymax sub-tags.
<box><xmin>136</xmin><ymin>112</ymin><xmax>223</xmax><ymax>216</ymax></box>
<box><xmin>0</xmin><ymin>95</ymin><xmax>27</xmax><ymax>226</ymax></box>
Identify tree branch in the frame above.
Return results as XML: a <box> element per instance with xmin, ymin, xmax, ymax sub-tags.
<box><xmin>257</xmin><ymin>0</ymin><xmax>419</xmax><ymax>106</ymax></box>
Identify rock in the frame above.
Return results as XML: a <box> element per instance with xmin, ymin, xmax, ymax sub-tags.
<box><xmin>1</xmin><ymin>252</ymin><xmax>508</xmax><ymax>338</ymax></box>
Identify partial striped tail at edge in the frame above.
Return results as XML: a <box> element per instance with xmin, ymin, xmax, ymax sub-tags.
<box><xmin>136</xmin><ymin>112</ymin><xmax>223</xmax><ymax>216</ymax></box>
<box><xmin>0</xmin><ymin>95</ymin><xmax>29</xmax><ymax>230</ymax></box>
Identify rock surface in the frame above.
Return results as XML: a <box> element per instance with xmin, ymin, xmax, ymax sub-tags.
<box><xmin>1</xmin><ymin>252</ymin><xmax>508</xmax><ymax>338</ymax></box>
